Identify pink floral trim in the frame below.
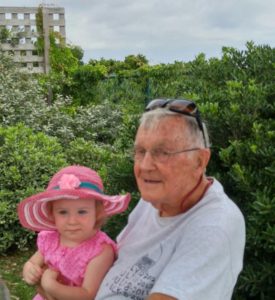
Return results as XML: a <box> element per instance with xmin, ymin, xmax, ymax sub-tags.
<box><xmin>58</xmin><ymin>174</ymin><xmax>81</xmax><ymax>190</ymax></box>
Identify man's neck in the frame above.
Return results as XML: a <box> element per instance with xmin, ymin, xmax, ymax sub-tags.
<box><xmin>159</xmin><ymin>176</ymin><xmax>212</xmax><ymax>217</ymax></box>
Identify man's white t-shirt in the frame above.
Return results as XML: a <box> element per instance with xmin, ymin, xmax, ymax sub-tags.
<box><xmin>96</xmin><ymin>178</ymin><xmax>245</xmax><ymax>300</ymax></box>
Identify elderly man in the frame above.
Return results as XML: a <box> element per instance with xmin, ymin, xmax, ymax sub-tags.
<box><xmin>96</xmin><ymin>98</ymin><xmax>245</xmax><ymax>300</ymax></box>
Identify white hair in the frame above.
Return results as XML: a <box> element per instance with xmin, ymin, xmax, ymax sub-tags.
<box><xmin>139</xmin><ymin>108</ymin><xmax>211</xmax><ymax>148</ymax></box>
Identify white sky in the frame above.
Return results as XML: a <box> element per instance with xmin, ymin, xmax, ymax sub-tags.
<box><xmin>1</xmin><ymin>0</ymin><xmax>274</xmax><ymax>64</ymax></box>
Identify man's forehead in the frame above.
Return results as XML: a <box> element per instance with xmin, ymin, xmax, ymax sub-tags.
<box><xmin>139</xmin><ymin>117</ymin><xmax>186</xmax><ymax>135</ymax></box>
<box><xmin>135</xmin><ymin>124</ymin><xmax>186</xmax><ymax>148</ymax></box>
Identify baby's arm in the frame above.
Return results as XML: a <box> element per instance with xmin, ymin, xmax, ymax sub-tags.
<box><xmin>41</xmin><ymin>244</ymin><xmax>115</xmax><ymax>300</ymax></box>
<box><xmin>23</xmin><ymin>250</ymin><xmax>45</xmax><ymax>285</ymax></box>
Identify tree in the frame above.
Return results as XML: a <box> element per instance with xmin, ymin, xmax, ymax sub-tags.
<box><xmin>124</xmin><ymin>54</ymin><xmax>148</xmax><ymax>69</ymax></box>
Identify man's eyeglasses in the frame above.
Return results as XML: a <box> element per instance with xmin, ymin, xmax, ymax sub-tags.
<box><xmin>145</xmin><ymin>98</ymin><xmax>207</xmax><ymax>147</ymax></box>
<box><xmin>133</xmin><ymin>147</ymin><xmax>201</xmax><ymax>163</ymax></box>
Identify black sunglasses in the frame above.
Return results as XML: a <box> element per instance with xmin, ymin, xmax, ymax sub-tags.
<box><xmin>145</xmin><ymin>98</ymin><xmax>207</xmax><ymax>147</ymax></box>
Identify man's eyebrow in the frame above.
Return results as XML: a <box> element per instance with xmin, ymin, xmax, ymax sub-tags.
<box><xmin>134</xmin><ymin>141</ymin><xmax>169</xmax><ymax>148</ymax></box>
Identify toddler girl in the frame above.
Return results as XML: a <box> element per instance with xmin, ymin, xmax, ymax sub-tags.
<box><xmin>18</xmin><ymin>165</ymin><xmax>131</xmax><ymax>300</ymax></box>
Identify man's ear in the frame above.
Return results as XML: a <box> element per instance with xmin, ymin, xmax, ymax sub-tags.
<box><xmin>196</xmin><ymin>148</ymin><xmax>211</xmax><ymax>171</ymax></box>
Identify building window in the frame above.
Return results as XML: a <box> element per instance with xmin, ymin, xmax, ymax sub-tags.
<box><xmin>5</xmin><ymin>13</ymin><xmax>12</xmax><ymax>20</ymax></box>
<box><xmin>31</xmin><ymin>37</ymin><xmax>37</xmax><ymax>44</ymax></box>
<box><xmin>31</xmin><ymin>25</ymin><xmax>37</xmax><ymax>32</ymax></box>
<box><xmin>53</xmin><ymin>13</ymin><xmax>59</xmax><ymax>20</ymax></box>
<box><xmin>30</xmin><ymin>13</ymin><xmax>36</xmax><ymax>20</ymax></box>
<box><xmin>19</xmin><ymin>37</ymin><xmax>26</xmax><ymax>44</ymax></box>
<box><xmin>18</xmin><ymin>13</ymin><xmax>24</xmax><ymax>20</ymax></box>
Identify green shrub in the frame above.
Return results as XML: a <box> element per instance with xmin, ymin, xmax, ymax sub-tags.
<box><xmin>0</xmin><ymin>53</ymin><xmax>124</xmax><ymax>148</ymax></box>
<box><xmin>0</xmin><ymin>124</ymin><xmax>67</xmax><ymax>252</ymax></box>
<box><xmin>219</xmin><ymin>123</ymin><xmax>275</xmax><ymax>300</ymax></box>
<box><xmin>1</xmin><ymin>42</ymin><xmax>274</xmax><ymax>299</ymax></box>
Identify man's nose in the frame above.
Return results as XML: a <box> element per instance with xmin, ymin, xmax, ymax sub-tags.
<box><xmin>139</xmin><ymin>151</ymin><xmax>156</xmax><ymax>169</ymax></box>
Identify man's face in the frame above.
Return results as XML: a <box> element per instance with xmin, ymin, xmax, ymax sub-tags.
<box><xmin>134</xmin><ymin>116</ymin><xmax>202</xmax><ymax>216</ymax></box>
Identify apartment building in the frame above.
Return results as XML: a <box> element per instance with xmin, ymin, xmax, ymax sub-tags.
<box><xmin>0</xmin><ymin>5</ymin><xmax>65</xmax><ymax>73</ymax></box>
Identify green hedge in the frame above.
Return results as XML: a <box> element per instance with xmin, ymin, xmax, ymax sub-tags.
<box><xmin>0</xmin><ymin>42</ymin><xmax>274</xmax><ymax>299</ymax></box>
<box><xmin>0</xmin><ymin>124</ymin><xmax>67</xmax><ymax>252</ymax></box>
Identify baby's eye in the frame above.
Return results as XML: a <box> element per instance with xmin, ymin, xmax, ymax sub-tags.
<box><xmin>78</xmin><ymin>210</ymin><xmax>88</xmax><ymax>215</ymax></box>
<box><xmin>58</xmin><ymin>210</ymin><xmax>68</xmax><ymax>215</ymax></box>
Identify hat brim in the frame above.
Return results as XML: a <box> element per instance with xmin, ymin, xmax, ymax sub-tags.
<box><xmin>18</xmin><ymin>189</ymin><xmax>131</xmax><ymax>232</ymax></box>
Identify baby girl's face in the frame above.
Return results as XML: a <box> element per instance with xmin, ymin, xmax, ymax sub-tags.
<box><xmin>52</xmin><ymin>198</ymin><xmax>97</xmax><ymax>247</ymax></box>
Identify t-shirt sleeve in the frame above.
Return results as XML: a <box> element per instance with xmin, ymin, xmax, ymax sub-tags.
<box><xmin>150</xmin><ymin>226</ymin><xmax>233</xmax><ymax>300</ymax></box>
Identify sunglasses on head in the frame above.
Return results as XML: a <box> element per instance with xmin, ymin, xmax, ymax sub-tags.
<box><xmin>145</xmin><ymin>98</ymin><xmax>207</xmax><ymax>147</ymax></box>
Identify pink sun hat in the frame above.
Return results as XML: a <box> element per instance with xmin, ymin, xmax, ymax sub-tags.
<box><xmin>18</xmin><ymin>165</ymin><xmax>131</xmax><ymax>232</ymax></box>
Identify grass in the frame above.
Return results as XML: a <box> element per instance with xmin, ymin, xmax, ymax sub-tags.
<box><xmin>0</xmin><ymin>250</ymin><xmax>36</xmax><ymax>300</ymax></box>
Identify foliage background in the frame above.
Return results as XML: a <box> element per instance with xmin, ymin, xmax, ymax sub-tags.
<box><xmin>0</xmin><ymin>41</ymin><xmax>274</xmax><ymax>300</ymax></box>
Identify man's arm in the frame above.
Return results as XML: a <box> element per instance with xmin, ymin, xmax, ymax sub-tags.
<box><xmin>147</xmin><ymin>293</ymin><xmax>177</xmax><ymax>300</ymax></box>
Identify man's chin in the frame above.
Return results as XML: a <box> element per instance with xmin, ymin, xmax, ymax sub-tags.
<box><xmin>142</xmin><ymin>197</ymin><xmax>161</xmax><ymax>209</ymax></box>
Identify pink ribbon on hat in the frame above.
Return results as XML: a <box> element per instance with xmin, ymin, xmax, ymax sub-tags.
<box><xmin>58</xmin><ymin>174</ymin><xmax>81</xmax><ymax>190</ymax></box>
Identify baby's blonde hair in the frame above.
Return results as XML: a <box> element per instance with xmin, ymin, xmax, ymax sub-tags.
<box><xmin>94</xmin><ymin>200</ymin><xmax>108</xmax><ymax>229</ymax></box>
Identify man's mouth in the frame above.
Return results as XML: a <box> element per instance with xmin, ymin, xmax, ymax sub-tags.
<box><xmin>144</xmin><ymin>179</ymin><xmax>161</xmax><ymax>184</ymax></box>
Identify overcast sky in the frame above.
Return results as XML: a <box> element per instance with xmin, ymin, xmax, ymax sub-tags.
<box><xmin>1</xmin><ymin>0</ymin><xmax>274</xmax><ymax>64</ymax></box>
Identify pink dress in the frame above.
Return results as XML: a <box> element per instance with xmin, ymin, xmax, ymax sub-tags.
<box><xmin>33</xmin><ymin>230</ymin><xmax>117</xmax><ymax>300</ymax></box>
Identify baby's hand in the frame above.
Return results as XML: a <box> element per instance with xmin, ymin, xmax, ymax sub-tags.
<box><xmin>37</xmin><ymin>283</ymin><xmax>57</xmax><ymax>300</ymax></box>
<box><xmin>41</xmin><ymin>268</ymin><xmax>59</xmax><ymax>291</ymax></box>
<box><xmin>22</xmin><ymin>260</ymin><xmax>44</xmax><ymax>285</ymax></box>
